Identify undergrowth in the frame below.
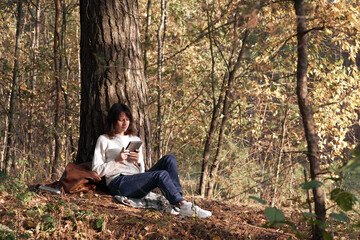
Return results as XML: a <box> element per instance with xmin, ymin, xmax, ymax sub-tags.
<box><xmin>0</xmin><ymin>174</ymin><xmax>107</xmax><ymax>240</ymax></box>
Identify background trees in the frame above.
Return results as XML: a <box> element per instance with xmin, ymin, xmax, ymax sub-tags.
<box><xmin>0</xmin><ymin>0</ymin><xmax>80</xmax><ymax>178</ymax></box>
<box><xmin>0</xmin><ymin>0</ymin><xmax>359</xmax><ymax>237</ymax></box>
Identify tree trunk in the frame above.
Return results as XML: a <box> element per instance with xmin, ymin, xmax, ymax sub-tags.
<box><xmin>1</xmin><ymin>114</ymin><xmax>9</xmax><ymax>172</ymax></box>
<box><xmin>52</xmin><ymin>0</ymin><xmax>62</xmax><ymax>180</ymax></box>
<box><xmin>3</xmin><ymin>0</ymin><xmax>24</xmax><ymax>174</ymax></box>
<box><xmin>271</xmin><ymin>108</ymin><xmax>289</xmax><ymax>207</ymax></box>
<box><xmin>27</xmin><ymin>0</ymin><xmax>41</xmax><ymax>169</ymax></box>
<box><xmin>199</xmin><ymin>8</ymin><xmax>221</xmax><ymax>197</ymax></box>
<box><xmin>76</xmin><ymin>9</ymin><xmax>81</xmax><ymax>103</ymax></box>
<box><xmin>61</xmin><ymin>1</ymin><xmax>76</xmax><ymax>162</ymax></box>
<box><xmin>78</xmin><ymin>0</ymin><xmax>152</xmax><ymax>167</ymax></box>
<box><xmin>207</xmin><ymin>29</ymin><xmax>249</xmax><ymax>197</ymax></box>
<box><xmin>294</xmin><ymin>0</ymin><xmax>326</xmax><ymax>239</ymax></box>
<box><xmin>156</xmin><ymin>0</ymin><xmax>167</xmax><ymax>161</ymax></box>
<box><xmin>143</xmin><ymin>0</ymin><xmax>152</xmax><ymax>75</ymax></box>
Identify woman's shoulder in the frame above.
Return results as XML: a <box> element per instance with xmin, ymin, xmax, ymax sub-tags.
<box><xmin>98</xmin><ymin>134</ymin><xmax>140</xmax><ymax>142</ymax></box>
<box><xmin>128</xmin><ymin>135</ymin><xmax>141</xmax><ymax>141</ymax></box>
<box><xmin>97</xmin><ymin>134</ymin><xmax>112</xmax><ymax>142</ymax></box>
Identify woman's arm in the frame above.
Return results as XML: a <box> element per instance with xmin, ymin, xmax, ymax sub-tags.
<box><xmin>92</xmin><ymin>136</ymin><xmax>118</xmax><ymax>177</ymax></box>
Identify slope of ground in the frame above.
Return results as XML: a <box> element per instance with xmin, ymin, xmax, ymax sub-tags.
<box><xmin>0</xmin><ymin>185</ymin><xmax>305</xmax><ymax>240</ymax></box>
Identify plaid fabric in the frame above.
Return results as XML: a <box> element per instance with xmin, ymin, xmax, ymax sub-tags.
<box><xmin>114</xmin><ymin>192</ymin><xmax>180</xmax><ymax>215</ymax></box>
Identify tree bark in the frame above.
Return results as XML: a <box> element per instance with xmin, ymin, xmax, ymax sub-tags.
<box><xmin>52</xmin><ymin>0</ymin><xmax>62</xmax><ymax>180</ymax></box>
<box><xmin>294</xmin><ymin>0</ymin><xmax>326</xmax><ymax>239</ymax></box>
<box><xmin>78</xmin><ymin>0</ymin><xmax>152</xmax><ymax>167</ymax></box>
<box><xmin>3</xmin><ymin>0</ymin><xmax>24</xmax><ymax>174</ymax></box>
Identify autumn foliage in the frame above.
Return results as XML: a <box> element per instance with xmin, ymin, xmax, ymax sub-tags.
<box><xmin>0</xmin><ymin>0</ymin><xmax>360</xmax><ymax>239</ymax></box>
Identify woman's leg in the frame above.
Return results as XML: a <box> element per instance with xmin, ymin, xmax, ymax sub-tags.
<box><xmin>108</xmin><ymin>170</ymin><xmax>184</xmax><ymax>205</ymax></box>
<box><xmin>148</xmin><ymin>154</ymin><xmax>183</xmax><ymax>195</ymax></box>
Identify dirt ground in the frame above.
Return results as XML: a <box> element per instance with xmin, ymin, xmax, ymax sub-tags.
<box><xmin>1</xmin><ymin>184</ymin><xmax>307</xmax><ymax>240</ymax></box>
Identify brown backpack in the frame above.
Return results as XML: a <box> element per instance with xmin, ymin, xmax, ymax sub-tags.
<box><xmin>60</xmin><ymin>162</ymin><xmax>102</xmax><ymax>194</ymax></box>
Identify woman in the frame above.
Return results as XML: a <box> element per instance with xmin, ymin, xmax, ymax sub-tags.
<box><xmin>92</xmin><ymin>103</ymin><xmax>211</xmax><ymax>218</ymax></box>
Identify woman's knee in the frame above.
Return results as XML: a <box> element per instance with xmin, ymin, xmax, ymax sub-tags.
<box><xmin>155</xmin><ymin>170</ymin><xmax>170</xmax><ymax>181</ymax></box>
<box><xmin>163</xmin><ymin>154</ymin><xmax>176</xmax><ymax>164</ymax></box>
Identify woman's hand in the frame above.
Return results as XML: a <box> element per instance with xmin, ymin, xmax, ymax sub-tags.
<box><xmin>127</xmin><ymin>149</ymin><xmax>140</xmax><ymax>164</ymax></box>
<box><xmin>115</xmin><ymin>147</ymin><xmax>129</xmax><ymax>163</ymax></box>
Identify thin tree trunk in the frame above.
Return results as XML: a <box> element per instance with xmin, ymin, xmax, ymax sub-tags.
<box><xmin>3</xmin><ymin>0</ymin><xmax>24</xmax><ymax>174</ymax></box>
<box><xmin>207</xmin><ymin>29</ymin><xmax>249</xmax><ymax>197</ymax></box>
<box><xmin>52</xmin><ymin>0</ymin><xmax>62</xmax><ymax>180</ymax></box>
<box><xmin>76</xmin><ymin>9</ymin><xmax>81</xmax><ymax>103</ymax></box>
<box><xmin>1</xmin><ymin>114</ymin><xmax>9</xmax><ymax>172</ymax></box>
<box><xmin>156</xmin><ymin>0</ymin><xmax>167</xmax><ymax>161</ymax></box>
<box><xmin>199</xmin><ymin>7</ymin><xmax>221</xmax><ymax>197</ymax></box>
<box><xmin>143</xmin><ymin>0</ymin><xmax>152</xmax><ymax>74</ymax></box>
<box><xmin>294</xmin><ymin>0</ymin><xmax>326</xmax><ymax>239</ymax></box>
<box><xmin>271</xmin><ymin>108</ymin><xmax>289</xmax><ymax>207</ymax></box>
<box><xmin>60</xmin><ymin>1</ymin><xmax>76</xmax><ymax>162</ymax></box>
<box><xmin>27</xmin><ymin>0</ymin><xmax>41</xmax><ymax>168</ymax></box>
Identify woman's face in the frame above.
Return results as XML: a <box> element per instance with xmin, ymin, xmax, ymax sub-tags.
<box><xmin>114</xmin><ymin>112</ymin><xmax>130</xmax><ymax>135</ymax></box>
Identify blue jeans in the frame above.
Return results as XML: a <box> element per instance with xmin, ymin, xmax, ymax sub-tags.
<box><xmin>108</xmin><ymin>154</ymin><xmax>184</xmax><ymax>205</ymax></box>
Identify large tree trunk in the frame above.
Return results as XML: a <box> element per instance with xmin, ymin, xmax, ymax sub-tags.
<box><xmin>78</xmin><ymin>0</ymin><xmax>152</xmax><ymax>167</ymax></box>
<box><xmin>294</xmin><ymin>0</ymin><xmax>326</xmax><ymax>239</ymax></box>
<box><xmin>3</xmin><ymin>0</ymin><xmax>24</xmax><ymax>174</ymax></box>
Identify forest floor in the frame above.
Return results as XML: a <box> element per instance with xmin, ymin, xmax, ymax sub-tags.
<box><xmin>1</xmin><ymin>182</ymin><xmax>303</xmax><ymax>240</ymax></box>
<box><xmin>0</xmin><ymin>182</ymin><xmax>356</xmax><ymax>240</ymax></box>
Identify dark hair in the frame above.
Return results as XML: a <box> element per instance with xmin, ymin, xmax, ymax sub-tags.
<box><xmin>105</xmin><ymin>103</ymin><xmax>136</xmax><ymax>137</ymax></box>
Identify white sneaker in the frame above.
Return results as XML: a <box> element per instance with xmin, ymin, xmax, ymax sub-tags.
<box><xmin>179</xmin><ymin>202</ymin><xmax>212</xmax><ymax>218</ymax></box>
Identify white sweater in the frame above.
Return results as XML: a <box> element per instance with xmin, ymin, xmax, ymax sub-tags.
<box><xmin>92</xmin><ymin>134</ymin><xmax>145</xmax><ymax>186</ymax></box>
